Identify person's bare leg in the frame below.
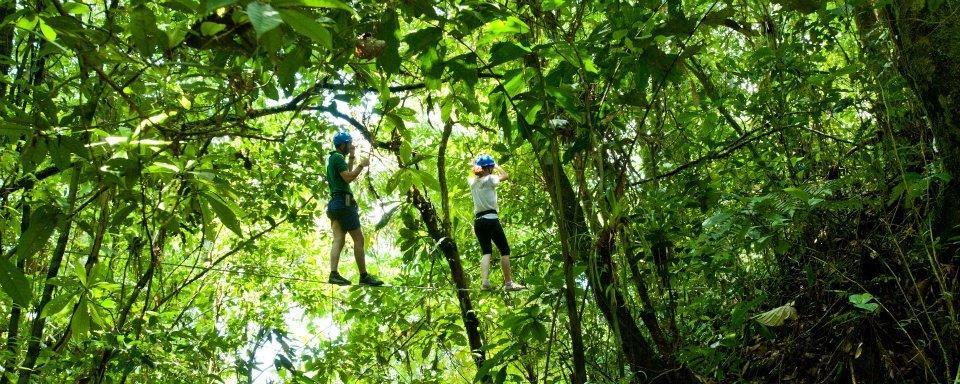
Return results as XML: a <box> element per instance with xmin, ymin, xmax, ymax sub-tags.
<box><xmin>348</xmin><ymin>228</ymin><xmax>366</xmax><ymax>274</ymax></box>
<box><xmin>480</xmin><ymin>254</ymin><xmax>492</xmax><ymax>287</ymax></box>
<box><xmin>502</xmin><ymin>255</ymin><xmax>525</xmax><ymax>290</ymax></box>
<box><xmin>501</xmin><ymin>255</ymin><xmax>513</xmax><ymax>284</ymax></box>
<box><xmin>330</xmin><ymin>220</ymin><xmax>346</xmax><ymax>273</ymax></box>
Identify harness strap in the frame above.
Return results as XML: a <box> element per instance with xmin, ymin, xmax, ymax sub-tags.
<box><xmin>474</xmin><ymin>209</ymin><xmax>497</xmax><ymax>219</ymax></box>
<box><xmin>332</xmin><ymin>193</ymin><xmax>354</xmax><ymax>207</ymax></box>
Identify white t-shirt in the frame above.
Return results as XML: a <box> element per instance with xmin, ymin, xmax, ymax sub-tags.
<box><xmin>469</xmin><ymin>174</ymin><xmax>500</xmax><ymax>219</ymax></box>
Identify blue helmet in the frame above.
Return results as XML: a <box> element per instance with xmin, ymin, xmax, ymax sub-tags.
<box><xmin>333</xmin><ymin>131</ymin><xmax>352</xmax><ymax>148</ymax></box>
<box><xmin>475</xmin><ymin>154</ymin><xmax>495</xmax><ymax>167</ymax></box>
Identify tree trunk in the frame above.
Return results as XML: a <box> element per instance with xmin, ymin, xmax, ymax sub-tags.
<box><xmin>0</xmin><ymin>198</ymin><xmax>31</xmax><ymax>384</ymax></box>
<box><xmin>885</xmin><ymin>0</ymin><xmax>960</xmax><ymax>260</ymax></box>
<box><xmin>537</xmin><ymin>150</ymin><xmax>690</xmax><ymax>382</ymax></box>
<box><xmin>626</xmin><ymin>251</ymin><xmax>673</xmax><ymax>356</ymax></box>
<box><xmin>0</xmin><ymin>1</ymin><xmax>15</xmax><ymax>99</ymax></box>
<box><xmin>17</xmin><ymin>167</ymin><xmax>81</xmax><ymax>383</ymax></box>
<box><xmin>408</xmin><ymin>188</ymin><xmax>488</xmax><ymax>376</ymax></box>
<box><xmin>547</xmin><ymin>143</ymin><xmax>588</xmax><ymax>384</ymax></box>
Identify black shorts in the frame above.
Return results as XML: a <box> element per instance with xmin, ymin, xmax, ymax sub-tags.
<box><xmin>474</xmin><ymin>217</ymin><xmax>510</xmax><ymax>256</ymax></box>
<box><xmin>326</xmin><ymin>194</ymin><xmax>361</xmax><ymax>231</ymax></box>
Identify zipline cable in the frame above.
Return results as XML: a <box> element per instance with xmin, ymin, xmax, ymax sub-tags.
<box><xmin>92</xmin><ymin>252</ymin><xmax>560</xmax><ymax>294</ymax></box>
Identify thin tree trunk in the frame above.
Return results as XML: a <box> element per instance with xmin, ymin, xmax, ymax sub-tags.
<box><xmin>535</xmin><ymin>141</ymin><xmax>699</xmax><ymax>382</ymax></box>
<box><xmin>17</xmin><ymin>167</ymin><xmax>81</xmax><ymax>383</ymax></box>
<box><xmin>547</xmin><ymin>142</ymin><xmax>588</xmax><ymax>384</ymax></box>
<box><xmin>408</xmin><ymin>188</ymin><xmax>488</xmax><ymax>375</ymax></box>
<box><xmin>393</xmin><ymin>114</ymin><xmax>488</xmax><ymax>379</ymax></box>
<box><xmin>0</xmin><ymin>1</ymin><xmax>16</xmax><ymax>99</ymax></box>
<box><xmin>0</xmin><ymin>198</ymin><xmax>31</xmax><ymax>384</ymax></box>
<box><xmin>53</xmin><ymin>190</ymin><xmax>111</xmax><ymax>351</ymax></box>
<box><xmin>626</xmin><ymin>250</ymin><xmax>673</xmax><ymax>355</ymax></box>
<box><xmin>83</xmin><ymin>227</ymin><xmax>167</xmax><ymax>384</ymax></box>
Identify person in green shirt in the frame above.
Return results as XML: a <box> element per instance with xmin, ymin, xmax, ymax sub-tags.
<box><xmin>326</xmin><ymin>131</ymin><xmax>383</xmax><ymax>286</ymax></box>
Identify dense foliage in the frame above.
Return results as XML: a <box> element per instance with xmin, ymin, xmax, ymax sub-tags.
<box><xmin>0</xmin><ymin>0</ymin><xmax>958</xmax><ymax>382</ymax></box>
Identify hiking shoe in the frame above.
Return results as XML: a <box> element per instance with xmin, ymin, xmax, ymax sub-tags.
<box><xmin>359</xmin><ymin>273</ymin><xmax>384</xmax><ymax>287</ymax></box>
<box><xmin>504</xmin><ymin>281</ymin><xmax>526</xmax><ymax>291</ymax></box>
<box><xmin>481</xmin><ymin>281</ymin><xmax>492</xmax><ymax>291</ymax></box>
<box><xmin>328</xmin><ymin>271</ymin><xmax>351</xmax><ymax>286</ymax></box>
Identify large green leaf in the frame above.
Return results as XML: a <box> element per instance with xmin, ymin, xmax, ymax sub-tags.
<box><xmin>277</xmin><ymin>9</ymin><xmax>332</xmax><ymax>48</ymax></box>
<box><xmin>849</xmin><ymin>293</ymin><xmax>879</xmax><ymax>312</ymax></box>
<box><xmin>489</xmin><ymin>41</ymin><xmax>530</xmax><ymax>67</ymax></box>
<box><xmin>200</xmin><ymin>21</ymin><xmax>226</xmax><ymax>36</ymax></box>
<box><xmin>404</xmin><ymin>27</ymin><xmax>442</xmax><ymax>56</ymax></box>
<box><xmin>0</xmin><ymin>258</ymin><xmax>32</xmax><ymax>307</ymax></box>
<box><xmin>128</xmin><ymin>6</ymin><xmax>166</xmax><ymax>56</ymax></box>
<box><xmin>753</xmin><ymin>301</ymin><xmax>798</xmax><ymax>326</ymax></box>
<box><xmin>246</xmin><ymin>2</ymin><xmax>283</xmax><ymax>38</ymax></box>
<box><xmin>16</xmin><ymin>205</ymin><xmax>60</xmax><ymax>261</ymax></box>
<box><xmin>41</xmin><ymin>290</ymin><xmax>79</xmax><ymax>317</ymax></box>
<box><xmin>277</xmin><ymin>45</ymin><xmax>310</xmax><ymax>92</ymax></box>
<box><xmin>483</xmin><ymin>16</ymin><xmax>529</xmax><ymax>36</ymax></box>
<box><xmin>203</xmin><ymin>0</ymin><xmax>238</xmax><ymax>14</ymax></box>
<box><xmin>377</xmin><ymin>9</ymin><xmax>401</xmax><ymax>74</ymax></box>
<box><xmin>274</xmin><ymin>0</ymin><xmax>357</xmax><ymax>15</ymax></box>
<box><xmin>71</xmin><ymin>298</ymin><xmax>90</xmax><ymax>336</ymax></box>
<box><xmin>203</xmin><ymin>192</ymin><xmax>243</xmax><ymax>236</ymax></box>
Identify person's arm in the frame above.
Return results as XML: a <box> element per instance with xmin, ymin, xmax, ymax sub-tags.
<box><xmin>494</xmin><ymin>165</ymin><xmax>509</xmax><ymax>182</ymax></box>
<box><xmin>340</xmin><ymin>156</ymin><xmax>369</xmax><ymax>183</ymax></box>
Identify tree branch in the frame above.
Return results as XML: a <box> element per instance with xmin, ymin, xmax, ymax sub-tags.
<box><xmin>631</xmin><ymin>124</ymin><xmax>794</xmax><ymax>186</ymax></box>
<box><xmin>0</xmin><ymin>161</ymin><xmax>80</xmax><ymax>199</ymax></box>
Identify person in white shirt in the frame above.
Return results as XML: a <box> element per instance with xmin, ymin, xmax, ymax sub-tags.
<box><xmin>469</xmin><ymin>154</ymin><xmax>525</xmax><ymax>291</ymax></box>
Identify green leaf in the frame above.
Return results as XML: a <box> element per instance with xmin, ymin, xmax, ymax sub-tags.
<box><xmin>200</xmin><ymin>21</ymin><xmax>226</xmax><ymax>36</ymax></box>
<box><xmin>523</xmin><ymin>101</ymin><xmax>542</xmax><ymax>125</ymax></box>
<box><xmin>489</xmin><ymin>42</ymin><xmax>530</xmax><ymax>67</ymax></box>
<box><xmin>773</xmin><ymin>0</ymin><xmax>821</xmax><ymax>13</ymax></box>
<box><xmin>146</xmin><ymin>162</ymin><xmax>181</xmax><ymax>174</ymax></box>
<box><xmin>41</xmin><ymin>291</ymin><xmax>79</xmax><ymax>318</ymax></box>
<box><xmin>128</xmin><ymin>6</ymin><xmax>166</xmax><ymax>56</ymax></box>
<box><xmin>247</xmin><ymin>2</ymin><xmax>283</xmax><ymax>38</ymax></box>
<box><xmin>446</xmin><ymin>53</ymin><xmax>478</xmax><ymax>86</ymax></box>
<box><xmin>166</xmin><ymin>26</ymin><xmax>189</xmax><ymax>48</ymax></box>
<box><xmin>701</xmin><ymin>211</ymin><xmax>731</xmax><ymax>229</ymax></box>
<box><xmin>0</xmin><ymin>258</ymin><xmax>32</xmax><ymax>307</ymax></box>
<box><xmin>274</xmin><ymin>0</ymin><xmax>357</xmax><ymax>16</ymax></box>
<box><xmin>783</xmin><ymin>187</ymin><xmax>812</xmax><ymax>201</ymax></box>
<box><xmin>204</xmin><ymin>0</ymin><xmax>238</xmax><ymax>14</ymax></box>
<box><xmin>0</xmin><ymin>120</ymin><xmax>31</xmax><ymax>140</ymax></box>
<box><xmin>277</xmin><ymin>9</ymin><xmax>332</xmax><ymax>48</ymax></box>
<box><xmin>162</xmin><ymin>0</ymin><xmax>200</xmax><ymax>12</ymax></box>
<box><xmin>848</xmin><ymin>293</ymin><xmax>879</xmax><ymax>312</ymax></box>
<box><xmin>377</xmin><ymin>10</ymin><xmax>401</xmax><ymax>74</ymax></box>
<box><xmin>73</xmin><ymin>261</ymin><xmax>87</xmax><ymax>287</ymax></box>
<box><xmin>753</xmin><ymin>301</ymin><xmax>798</xmax><ymax>326</ymax></box>
<box><xmin>404</xmin><ymin>27</ymin><xmax>442</xmax><ymax>56</ymax></box>
<box><xmin>204</xmin><ymin>192</ymin><xmax>243</xmax><ymax>236</ymax></box>
<box><xmin>484</xmin><ymin>16</ymin><xmax>529</xmax><ymax>36</ymax></box>
<box><xmin>17</xmin><ymin>205</ymin><xmax>61</xmax><ymax>261</ymax></box>
<box><xmin>399</xmin><ymin>0</ymin><xmax>437</xmax><ymax>18</ymax></box>
<box><xmin>410</xmin><ymin>169</ymin><xmax>440</xmax><ymax>191</ymax></box>
<box><xmin>47</xmin><ymin>137</ymin><xmax>71</xmax><ymax>170</ymax></box>
<box><xmin>71</xmin><ymin>298</ymin><xmax>90</xmax><ymax>336</ymax></box>
<box><xmin>502</xmin><ymin>69</ymin><xmax>530</xmax><ymax>97</ymax></box>
<box><xmin>63</xmin><ymin>2</ymin><xmax>92</xmax><ymax>14</ymax></box>
<box><xmin>38</xmin><ymin>20</ymin><xmax>57</xmax><ymax>42</ymax></box>
<box><xmin>110</xmin><ymin>205</ymin><xmax>137</xmax><ymax>227</ymax></box>
<box><xmin>541</xmin><ymin>0</ymin><xmax>566</xmax><ymax>11</ymax></box>
<box><xmin>277</xmin><ymin>45</ymin><xmax>310</xmax><ymax>92</ymax></box>
<box><xmin>16</xmin><ymin>15</ymin><xmax>39</xmax><ymax>30</ymax></box>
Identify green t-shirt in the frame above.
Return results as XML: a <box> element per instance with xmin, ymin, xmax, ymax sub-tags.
<box><xmin>326</xmin><ymin>152</ymin><xmax>352</xmax><ymax>196</ymax></box>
